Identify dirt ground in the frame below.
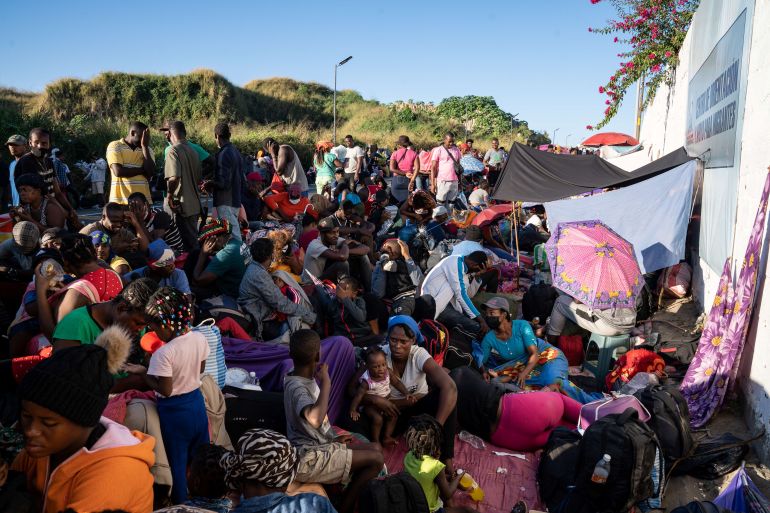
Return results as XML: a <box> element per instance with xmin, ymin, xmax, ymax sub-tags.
<box><xmin>650</xmin><ymin>298</ymin><xmax>770</xmax><ymax>510</ymax></box>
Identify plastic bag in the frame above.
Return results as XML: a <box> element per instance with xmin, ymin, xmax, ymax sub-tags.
<box><xmin>674</xmin><ymin>433</ymin><xmax>750</xmax><ymax>479</ymax></box>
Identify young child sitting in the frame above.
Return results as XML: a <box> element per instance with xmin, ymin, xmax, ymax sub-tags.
<box><xmin>125</xmin><ymin>286</ymin><xmax>210</xmax><ymax>504</ymax></box>
<box><xmin>404</xmin><ymin>415</ymin><xmax>479</xmax><ymax>513</ymax></box>
<box><xmin>284</xmin><ymin>329</ymin><xmax>383</xmax><ymax>513</ymax></box>
<box><xmin>184</xmin><ymin>444</ymin><xmax>233</xmax><ymax>513</ymax></box>
<box><xmin>349</xmin><ymin>346</ymin><xmax>415</xmax><ymax>446</ymax></box>
<box><xmin>316</xmin><ymin>275</ymin><xmax>380</xmax><ymax>347</ymax></box>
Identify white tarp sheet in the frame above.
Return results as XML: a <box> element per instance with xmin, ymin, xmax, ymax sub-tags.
<box><xmin>544</xmin><ymin>160</ymin><xmax>696</xmax><ymax>274</ymax></box>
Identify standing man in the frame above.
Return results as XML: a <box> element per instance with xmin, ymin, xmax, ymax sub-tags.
<box><xmin>263</xmin><ymin>137</ymin><xmax>308</xmax><ymax>194</ymax></box>
<box><xmin>343</xmin><ymin>134</ymin><xmax>365</xmax><ymax>187</ymax></box>
<box><xmin>14</xmin><ymin>128</ymin><xmax>78</xmax><ymax>224</ymax></box>
<box><xmin>106</xmin><ymin>121</ymin><xmax>155</xmax><ymax>205</ymax></box>
<box><xmin>164</xmin><ymin>121</ymin><xmax>202</xmax><ymax>252</ymax></box>
<box><xmin>483</xmin><ymin>137</ymin><xmax>506</xmax><ymax>187</ymax></box>
<box><xmin>210</xmin><ymin>122</ymin><xmax>243</xmax><ymax>240</ymax></box>
<box><xmin>430</xmin><ymin>132</ymin><xmax>462</xmax><ymax>209</ymax></box>
<box><xmin>5</xmin><ymin>134</ymin><xmax>27</xmax><ymax>209</ymax></box>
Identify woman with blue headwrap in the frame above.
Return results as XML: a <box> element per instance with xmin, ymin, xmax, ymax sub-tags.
<box><xmin>349</xmin><ymin>315</ymin><xmax>459</xmax><ymax>473</ymax></box>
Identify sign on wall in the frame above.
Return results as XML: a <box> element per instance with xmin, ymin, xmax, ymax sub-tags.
<box><xmin>685</xmin><ymin>9</ymin><xmax>747</xmax><ymax>168</ymax></box>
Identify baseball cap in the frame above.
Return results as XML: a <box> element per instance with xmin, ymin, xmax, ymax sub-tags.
<box><xmin>317</xmin><ymin>216</ymin><xmax>337</xmax><ymax>232</ymax></box>
<box><xmin>432</xmin><ymin>206</ymin><xmax>448</xmax><ymax>219</ymax></box>
<box><xmin>5</xmin><ymin>134</ymin><xmax>27</xmax><ymax>146</ymax></box>
<box><xmin>147</xmin><ymin>239</ymin><xmax>175</xmax><ymax>268</ymax></box>
<box><xmin>483</xmin><ymin>296</ymin><xmax>510</xmax><ymax>312</ymax></box>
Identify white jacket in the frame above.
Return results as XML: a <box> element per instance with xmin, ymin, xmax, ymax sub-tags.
<box><xmin>420</xmin><ymin>255</ymin><xmax>480</xmax><ymax>320</ymax></box>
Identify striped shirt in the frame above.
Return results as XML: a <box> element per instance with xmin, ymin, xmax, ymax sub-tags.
<box><xmin>106</xmin><ymin>139</ymin><xmax>152</xmax><ymax>204</ymax></box>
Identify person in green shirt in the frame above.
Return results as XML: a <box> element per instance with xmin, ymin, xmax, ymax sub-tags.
<box><xmin>53</xmin><ymin>277</ymin><xmax>159</xmax><ymax>351</ymax></box>
<box><xmin>403</xmin><ymin>415</ymin><xmax>477</xmax><ymax>513</ymax></box>
<box><xmin>193</xmin><ymin>219</ymin><xmax>247</xmax><ymax>299</ymax></box>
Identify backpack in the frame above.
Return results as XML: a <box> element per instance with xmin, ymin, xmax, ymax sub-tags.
<box><xmin>443</xmin><ymin>325</ymin><xmax>476</xmax><ymax>370</ymax></box>
<box><xmin>575</xmin><ymin>408</ymin><xmax>660</xmax><ymax>513</ymax></box>
<box><xmin>223</xmin><ymin>386</ymin><xmax>286</xmax><ymax>442</ymax></box>
<box><xmin>521</xmin><ymin>282</ymin><xmax>558</xmax><ymax>322</ymax></box>
<box><xmin>537</xmin><ymin>427</ymin><xmax>584</xmax><ymax>513</ymax></box>
<box><xmin>418</xmin><ymin>319</ymin><xmax>449</xmax><ymax>367</ymax></box>
<box><xmin>670</xmin><ymin>501</ymin><xmax>731</xmax><ymax>513</ymax></box>
<box><xmin>633</xmin><ymin>385</ymin><xmax>694</xmax><ymax>468</ymax></box>
<box><xmin>358</xmin><ymin>472</ymin><xmax>430</xmax><ymax>513</ymax></box>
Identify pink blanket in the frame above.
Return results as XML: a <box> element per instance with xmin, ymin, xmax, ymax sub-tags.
<box><xmin>104</xmin><ymin>390</ymin><xmax>156</xmax><ymax>423</ymax></box>
<box><xmin>383</xmin><ymin>435</ymin><xmax>543</xmax><ymax>512</ymax></box>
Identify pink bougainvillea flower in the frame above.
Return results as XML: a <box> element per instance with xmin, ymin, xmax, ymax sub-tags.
<box><xmin>588</xmin><ymin>27</ymin><xmax>593</xmax><ymax>32</ymax></box>
<box><xmin>649</xmin><ymin>53</ymin><xmax>656</xmax><ymax>59</ymax></box>
<box><xmin>651</xmin><ymin>64</ymin><xmax>661</xmax><ymax>73</ymax></box>
<box><xmin>665</xmin><ymin>51</ymin><xmax>673</xmax><ymax>58</ymax></box>
<box><xmin>591</xmin><ymin>0</ymin><xmax>601</xmax><ymax>4</ymax></box>
<box><xmin>626</xmin><ymin>62</ymin><xmax>635</xmax><ymax>69</ymax></box>
<box><xmin>599</xmin><ymin>86</ymin><xmax>605</xmax><ymax>93</ymax></box>
<box><xmin>606</xmin><ymin>99</ymin><xmax>611</xmax><ymax>105</ymax></box>
<box><xmin>614</xmin><ymin>37</ymin><xmax>619</xmax><ymax>42</ymax></box>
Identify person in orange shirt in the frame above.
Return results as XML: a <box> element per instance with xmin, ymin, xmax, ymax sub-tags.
<box><xmin>12</xmin><ymin>326</ymin><xmax>155</xmax><ymax>513</ymax></box>
<box><xmin>265</xmin><ymin>183</ymin><xmax>313</xmax><ymax>222</ymax></box>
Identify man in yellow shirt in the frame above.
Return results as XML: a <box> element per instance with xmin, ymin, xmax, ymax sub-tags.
<box><xmin>106</xmin><ymin>121</ymin><xmax>155</xmax><ymax>204</ymax></box>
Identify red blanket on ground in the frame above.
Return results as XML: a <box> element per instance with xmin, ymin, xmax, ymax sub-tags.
<box><xmin>383</xmin><ymin>435</ymin><xmax>544</xmax><ymax>513</ymax></box>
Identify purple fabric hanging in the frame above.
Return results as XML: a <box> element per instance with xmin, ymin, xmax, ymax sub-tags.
<box><xmin>681</xmin><ymin>170</ymin><xmax>770</xmax><ymax>427</ymax></box>
<box><xmin>223</xmin><ymin>336</ymin><xmax>356</xmax><ymax>424</ymax></box>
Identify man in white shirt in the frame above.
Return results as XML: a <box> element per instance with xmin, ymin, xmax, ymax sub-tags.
<box><xmin>343</xmin><ymin>135</ymin><xmax>365</xmax><ymax>187</ymax></box>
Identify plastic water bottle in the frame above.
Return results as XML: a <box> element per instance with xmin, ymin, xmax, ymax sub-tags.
<box><xmin>591</xmin><ymin>454</ymin><xmax>611</xmax><ymax>484</ymax></box>
<box><xmin>248</xmin><ymin>372</ymin><xmax>262</xmax><ymax>391</ymax></box>
<box><xmin>458</xmin><ymin>430</ymin><xmax>486</xmax><ymax>450</ymax></box>
<box><xmin>534</xmin><ymin>269</ymin><xmax>542</xmax><ymax>285</ymax></box>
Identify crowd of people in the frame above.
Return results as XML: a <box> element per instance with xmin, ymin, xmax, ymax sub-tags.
<box><xmin>0</xmin><ymin>121</ymin><xmax>637</xmax><ymax>513</ymax></box>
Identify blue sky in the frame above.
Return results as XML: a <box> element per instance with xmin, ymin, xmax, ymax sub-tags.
<box><xmin>1</xmin><ymin>0</ymin><xmax>635</xmax><ymax>145</ymax></box>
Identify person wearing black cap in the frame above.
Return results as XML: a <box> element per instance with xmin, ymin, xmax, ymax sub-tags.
<box><xmin>11</xmin><ymin>327</ymin><xmax>155</xmax><ymax>513</ymax></box>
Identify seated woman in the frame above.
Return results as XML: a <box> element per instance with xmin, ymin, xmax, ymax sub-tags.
<box><xmin>398</xmin><ymin>190</ymin><xmax>436</xmax><ymax>244</ymax></box>
<box><xmin>13</xmin><ymin>173</ymin><xmax>67</xmax><ymax>231</ymax></box>
<box><xmin>479</xmin><ymin>297</ymin><xmax>599</xmax><ymax>404</ymax></box>
<box><xmin>267</xmin><ymin>229</ymin><xmax>303</xmax><ymax>284</ymax></box>
<box><xmin>90</xmin><ymin>230</ymin><xmax>131</xmax><ymax>275</ymax></box>
<box><xmin>349</xmin><ymin>315</ymin><xmax>458</xmax><ymax>471</ymax></box>
<box><xmin>34</xmin><ymin>233</ymin><xmax>124</xmax><ymax>341</ymax></box>
<box><xmin>238</xmin><ymin>238</ymin><xmax>316</xmax><ymax>342</ymax></box>
<box><xmin>450</xmin><ymin>366</ymin><xmax>581</xmax><ymax>452</ymax></box>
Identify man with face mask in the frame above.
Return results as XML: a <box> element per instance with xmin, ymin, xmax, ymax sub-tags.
<box><xmin>371</xmin><ymin>239</ymin><xmax>423</xmax><ymax>315</ymax></box>
<box><xmin>15</xmin><ymin>128</ymin><xmax>78</xmax><ymax>222</ymax></box>
<box><xmin>264</xmin><ymin>183</ymin><xmax>312</xmax><ymax>222</ymax></box>
<box><xmin>419</xmin><ymin>250</ymin><xmax>490</xmax><ymax>336</ymax></box>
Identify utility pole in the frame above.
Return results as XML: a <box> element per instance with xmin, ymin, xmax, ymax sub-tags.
<box><xmin>333</xmin><ymin>55</ymin><xmax>353</xmax><ymax>145</ymax></box>
<box><xmin>635</xmin><ymin>72</ymin><xmax>645</xmax><ymax>141</ymax></box>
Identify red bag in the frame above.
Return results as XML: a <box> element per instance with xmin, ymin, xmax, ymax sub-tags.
<box><xmin>605</xmin><ymin>348</ymin><xmax>666</xmax><ymax>391</ymax></box>
<box><xmin>419</xmin><ymin>319</ymin><xmax>449</xmax><ymax>367</ymax></box>
<box><xmin>557</xmin><ymin>335</ymin><xmax>584</xmax><ymax>366</ymax></box>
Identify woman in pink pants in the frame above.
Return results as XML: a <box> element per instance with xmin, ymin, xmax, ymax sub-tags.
<box><xmin>450</xmin><ymin>366</ymin><xmax>581</xmax><ymax>452</ymax></box>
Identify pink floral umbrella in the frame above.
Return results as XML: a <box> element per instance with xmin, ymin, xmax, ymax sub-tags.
<box><xmin>545</xmin><ymin>220</ymin><xmax>643</xmax><ymax>309</ymax></box>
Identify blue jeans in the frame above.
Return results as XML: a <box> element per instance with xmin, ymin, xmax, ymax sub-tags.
<box><xmin>157</xmin><ymin>388</ymin><xmax>210</xmax><ymax>503</ymax></box>
<box><xmin>487</xmin><ymin>245</ymin><xmax>515</xmax><ymax>262</ymax></box>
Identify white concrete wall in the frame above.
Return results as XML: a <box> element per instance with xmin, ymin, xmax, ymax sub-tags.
<box><xmin>611</xmin><ymin>0</ymin><xmax>770</xmax><ymax>460</ymax></box>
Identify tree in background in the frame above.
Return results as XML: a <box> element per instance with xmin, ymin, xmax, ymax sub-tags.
<box><xmin>587</xmin><ymin>0</ymin><xmax>699</xmax><ymax>130</ymax></box>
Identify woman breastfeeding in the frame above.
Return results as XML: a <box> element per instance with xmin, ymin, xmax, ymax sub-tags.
<box><xmin>350</xmin><ymin>316</ymin><xmax>458</xmax><ymax>470</ymax></box>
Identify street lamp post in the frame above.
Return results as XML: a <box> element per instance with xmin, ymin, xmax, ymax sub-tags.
<box><xmin>565</xmin><ymin>133</ymin><xmax>572</xmax><ymax>147</ymax></box>
<box><xmin>552</xmin><ymin>128</ymin><xmax>560</xmax><ymax>145</ymax></box>
<box><xmin>333</xmin><ymin>55</ymin><xmax>353</xmax><ymax>145</ymax></box>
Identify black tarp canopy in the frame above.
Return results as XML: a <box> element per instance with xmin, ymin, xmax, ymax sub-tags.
<box><xmin>491</xmin><ymin>143</ymin><xmax>695</xmax><ymax>202</ymax></box>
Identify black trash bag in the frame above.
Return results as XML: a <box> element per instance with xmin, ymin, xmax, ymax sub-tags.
<box><xmin>670</xmin><ymin>501</ymin><xmax>732</xmax><ymax>513</ymax></box>
<box><xmin>673</xmin><ymin>432</ymin><xmax>751</xmax><ymax>479</ymax></box>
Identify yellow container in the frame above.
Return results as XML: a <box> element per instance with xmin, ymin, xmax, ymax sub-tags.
<box><xmin>458</xmin><ymin>471</ymin><xmax>485</xmax><ymax>502</ymax></box>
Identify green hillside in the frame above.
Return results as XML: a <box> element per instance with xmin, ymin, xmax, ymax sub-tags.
<box><xmin>0</xmin><ymin>70</ymin><xmax>546</xmax><ymax>166</ymax></box>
